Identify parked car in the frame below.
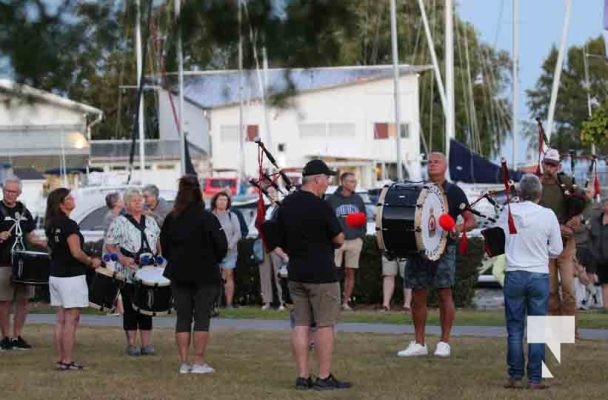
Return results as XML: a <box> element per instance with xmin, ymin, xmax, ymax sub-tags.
<box><xmin>201</xmin><ymin>177</ymin><xmax>237</xmax><ymax>197</ymax></box>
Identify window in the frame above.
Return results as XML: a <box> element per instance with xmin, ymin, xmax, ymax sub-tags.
<box><xmin>220</xmin><ymin>125</ymin><xmax>239</xmax><ymax>142</ymax></box>
<box><xmin>299</xmin><ymin>123</ymin><xmax>326</xmax><ymax>138</ymax></box>
<box><xmin>374</xmin><ymin>122</ymin><xmax>409</xmax><ymax>139</ymax></box>
<box><xmin>328</xmin><ymin>123</ymin><xmax>355</xmax><ymax>137</ymax></box>
<box><xmin>374</xmin><ymin>123</ymin><xmax>388</xmax><ymax>139</ymax></box>
<box><xmin>246</xmin><ymin>125</ymin><xmax>259</xmax><ymax>141</ymax></box>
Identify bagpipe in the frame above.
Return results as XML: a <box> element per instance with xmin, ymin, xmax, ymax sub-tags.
<box><xmin>535</xmin><ymin>118</ymin><xmax>594</xmax><ymax>222</ymax></box>
<box><xmin>251</xmin><ymin>138</ymin><xmax>294</xmax><ymax>253</ymax></box>
<box><xmin>477</xmin><ymin>158</ymin><xmax>519</xmax><ymax>257</ymax></box>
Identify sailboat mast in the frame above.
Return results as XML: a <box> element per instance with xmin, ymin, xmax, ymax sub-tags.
<box><xmin>390</xmin><ymin>0</ymin><xmax>403</xmax><ymax>181</ymax></box>
<box><xmin>176</xmin><ymin>0</ymin><xmax>186</xmax><ymax>175</ymax></box>
<box><xmin>445</xmin><ymin>0</ymin><xmax>455</xmax><ymax>162</ymax></box>
<box><xmin>237</xmin><ymin>0</ymin><xmax>245</xmax><ymax>187</ymax></box>
<box><xmin>583</xmin><ymin>46</ymin><xmax>597</xmax><ymax>155</ymax></box>
<box><xmin>512</xmin><ymin>0</ymin><xmax>519</xmax><ymax>167</ymax></box>
<box><xmin>546</xmin><ymin>0</ymin><xmax>572</xmax><ymax>141</ymax></box>
<box><xmin>136</xmin><ymin>0</ymin><xmax>146</xmax><ymax>180</ymax></box>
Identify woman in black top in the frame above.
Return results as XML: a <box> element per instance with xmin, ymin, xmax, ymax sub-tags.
<box><xmin>590</xmin><ymin>197</ymin><xmax>608</xmax><ymax>310</ymax></box>
<box><xmin>45</xmin><ymin>188</ymin><xmax>102</xmax><ymax>371</ymax></box>
<box><xmin>160</xmin><ymin>175</ymin><xmax>227</xmax><ymax>374</ymax></box>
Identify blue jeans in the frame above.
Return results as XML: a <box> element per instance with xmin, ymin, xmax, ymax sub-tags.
<box><xmin>504</xmin><ymin>271</ymin><xmax>549</xmax><ymax>384</ymax></box>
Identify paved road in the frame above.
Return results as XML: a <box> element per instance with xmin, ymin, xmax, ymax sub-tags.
<box><xmin>26</xmin><ymin>314</ymin><xmax>608</xmax><ymax>340</ymax></box>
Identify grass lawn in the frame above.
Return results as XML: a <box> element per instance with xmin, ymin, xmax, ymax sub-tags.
<box><xmin>28</xmin><ymin>302</ymin><xmax>608</xmax><ymax>329</ymax></box>
<box><xmin>0</xmin><ymin>325</ymin><xmax>607</xmax><ymax>400</ymax></box>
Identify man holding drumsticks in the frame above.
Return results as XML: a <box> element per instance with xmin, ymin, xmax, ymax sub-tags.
<box><xmin>0</xmin><ymin>176</ymin><xmax>47</xmax><ymax>351</ymax></box>
<box><xmin>397</xmin><ymin>153</ymin><xmax>476</xmax><ymax>358</ymax></box>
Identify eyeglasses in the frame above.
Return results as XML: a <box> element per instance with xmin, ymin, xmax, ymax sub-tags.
<box><xmin>2</xmin><ymin>189</ymin><xmax>19</xmax><ymax>195</ymax></box>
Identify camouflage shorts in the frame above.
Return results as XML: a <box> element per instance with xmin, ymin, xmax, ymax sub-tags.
<box><xmin>404</xmin><ymin>245</ymin><xmax>456</xmax><ymax>289</ymax></box>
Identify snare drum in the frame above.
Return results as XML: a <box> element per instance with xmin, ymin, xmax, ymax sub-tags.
<box><xmin>132</xmin><ymin>266</ymin><xmax>172</xmax><ymax>316</ymax></box>
<box><xmin>89</xmin><ymin>267</ymin><xmax>124</xmax><ymax>311</ymax></box>
<box><xmin>11</xmin><ymin>250</ymin><xmax>51</xmax><ymax>285</ymax></box>
<box><xmin>376</xmin><ymin>182</ymin><xmax>449</xmax><ymax>261</ymax></box>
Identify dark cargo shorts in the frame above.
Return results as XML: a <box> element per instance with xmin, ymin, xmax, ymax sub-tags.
<box><xmin>404</xmin><ymin>245</ymin><xmax>456</xmax><ymax>289</ymax></box>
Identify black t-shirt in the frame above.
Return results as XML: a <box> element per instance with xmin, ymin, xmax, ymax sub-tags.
<box><xmin>0</xmin><ymin>201</ymin><xmax>35</xmax><ymax>265</ymax></box>
<box><xmin>442</xmin><ymin>181</ymin><xmax>469</xmax><ymax>245</ymax></box>
<box><xmin>275</xmin><ymin>190</ymin><xmax>343</xmax><ymax>283</ymax></box>
<box><xmin>46</xmin><ymin>216</ymin><xmax>87</xmax><ymax>277</ymax></box>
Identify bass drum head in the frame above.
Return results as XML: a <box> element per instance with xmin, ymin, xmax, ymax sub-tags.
<box><xmin>415</xmin><ymin>183</ymin><xmax>449</xmax><ymax>261</ymax></box>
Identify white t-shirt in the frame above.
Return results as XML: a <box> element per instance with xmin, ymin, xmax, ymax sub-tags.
<box><xmin>500</xmin><ymin>201</ymin><xmax>563</xmax><ymax>274</ymax></box>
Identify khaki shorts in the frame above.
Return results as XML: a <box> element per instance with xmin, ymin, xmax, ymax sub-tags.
<box><xmin>288</xmin><ymin>281</ymin><xmax>341</xmax><ymax>327</ymax></box>
<box><xmin>334</xmin><ymin>238</ymin><xmax>363</xmax><ymax>269</ymax></box>
<box><xmin>0</xmin><ymin>266</ymin><xmax>34</xmax><ymax>302</ymax></box>
<box><xmin>382</xmin><ymin>256</ymin><xmax>407</xmax><ymax>277</ymax></box>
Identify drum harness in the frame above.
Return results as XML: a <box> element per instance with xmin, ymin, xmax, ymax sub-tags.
<box><xmin>120</xmin><ymin>215</ymin><xmax>160</xmax><ymax>310</ymax></box>
<box><xmin>0</xmin><ymin>202</ymin><xmax>26</xmax><ymax>276</ymax></box>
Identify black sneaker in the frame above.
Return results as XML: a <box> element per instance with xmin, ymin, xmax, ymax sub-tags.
<box><xmin>313</xmin><ymin>374</ymin><xmax>352</xmax><ymax>391</ymax></box>
<box><xmin>295</xmin><ymin>376</ymin><xmax>313</xmax><ymax>390</ymax></box>
<box><xmin>0</xmin><ymin>337</ymin><xmax>11</xmax><ymax>351</ymax></box>
<box><xmin>11</xmin><ymin>336</ymin><xmax>32</xmax><ymax>350</ymax></box>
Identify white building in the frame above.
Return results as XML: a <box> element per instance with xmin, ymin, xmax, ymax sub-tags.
<box><xmin>88</xmin><ymin>139</ymin><xmax>208</xmax><ymax>191</ymax></box>
<box><xmin>0</xmin><ymin>79</ymin><xmax>103</xmax><ymax>172</ymax></box>
<box><xmin>158</xmin><ymin>65</ymin><xmax>429</xmax><ymax>187</ymax></box>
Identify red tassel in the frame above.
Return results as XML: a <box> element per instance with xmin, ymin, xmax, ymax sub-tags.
<box><xmin>458</xmin><ymin>229</ymin><xmax>468</xmax><ymax>255</ymax></box>
<box><xmin>594</xmin><ymin>171</ymin><xmax>601</xmax><ymax>198</ymax></box>
<box><xmin>507</xmin><ymin>208</ymin><xmax>517</xmax><ymax>234</ymax></box>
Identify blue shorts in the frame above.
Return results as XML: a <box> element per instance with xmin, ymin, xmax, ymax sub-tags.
<box><xmin>404</xmin><ymin>245</ymin><xmax>456</xmax><ymax>289</ymax></box>
<box><xmin>220</xmin><ymin>253</ymin><xmax>238</xmax><ymax>270</ymax></box>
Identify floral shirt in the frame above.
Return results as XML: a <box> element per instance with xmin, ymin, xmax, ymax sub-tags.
<box><xmin>105</xmin><ymin>214</ymin><xmax>160</xmax><ymax>282</ymax></box>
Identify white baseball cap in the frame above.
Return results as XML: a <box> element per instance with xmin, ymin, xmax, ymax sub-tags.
<box><xmin>543</xmin><ymin>148</ymin><xmax>560</xmax><ymax>164</ymax></box>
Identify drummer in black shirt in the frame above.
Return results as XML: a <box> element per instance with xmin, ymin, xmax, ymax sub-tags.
<box><xmin>0</xmin><ymin>176</ymin><xmax>47</xmax><ymax>351</ymax></box>
<box><xmin>273</xmin><ymin>160</ymin><xmax>351</xmax><ymax>391</ymax></box>
<box><xmin>45</xmin><ymin>188</ymin><xmax>102</xmax><ymax>370</ymax></box>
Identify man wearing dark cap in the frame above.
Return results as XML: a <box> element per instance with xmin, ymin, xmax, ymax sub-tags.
<box><xmin>271</xmin><ymin>159</ymin><xmax>351</xmax><ymax>391</ymax></box>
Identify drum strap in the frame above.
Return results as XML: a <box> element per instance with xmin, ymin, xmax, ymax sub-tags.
<box><xmin>124</xmin><ymin>215</ymin><xmax>153</xmax><ymax>256</ymax></box>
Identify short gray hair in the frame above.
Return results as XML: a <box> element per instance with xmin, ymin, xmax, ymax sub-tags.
<box><xmin>123</xmin><ymin>187</ymin><xmax>143</xmax><ymax>205</ymax></box>
<box><xmin>3</xmin><ymin>175</ymin><xmax>22</xmax><ymax>190</ymax></box>
<box><xmin>518</xmin><ymin>174</ymin><xmax>542</xmax><ymax>202</ymax></box>
<box><xmin>142</xmin><ymin>184</ymin><xmax>159</xmax><ymax>199</ymax></box>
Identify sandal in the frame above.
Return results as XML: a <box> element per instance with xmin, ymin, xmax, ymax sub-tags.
<box><xmin>57</xmin><ymin>361</ymin><xmax>85</xmax><ymax>371</ymax></box>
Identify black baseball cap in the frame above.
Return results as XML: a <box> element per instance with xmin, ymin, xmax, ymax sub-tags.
<box><xmin>302</xmin><ymin>159</ymin><xmax>337</xmax><ymax>177</ymax></box>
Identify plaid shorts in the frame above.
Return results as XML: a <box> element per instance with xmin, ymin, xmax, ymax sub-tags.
<box><xmin>404</xmin><ymin>245</ymin><xmax>456</xmax><ymax>289</ymax></box>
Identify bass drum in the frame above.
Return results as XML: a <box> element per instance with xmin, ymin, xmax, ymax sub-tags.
<box><xmin>376</xmin><ymin>182</ymin><xmax>449</xmax><ymax>261</ymax></box>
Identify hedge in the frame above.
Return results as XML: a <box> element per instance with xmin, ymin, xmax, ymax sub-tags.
<box><xmin>50</xmin><ymin>236</ymin><xmax>483</xmax><ymax>308</ymax></box>
<box><xmin>232</xmin><ymin>235</ymin><xmax>484</xmax><ymax>308</ymax></box>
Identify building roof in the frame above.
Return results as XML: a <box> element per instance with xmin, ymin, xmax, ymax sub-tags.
<box><xmin>13</xmin><ymin>167</ymin><xmax>45</xmax><ymax>181</ymax></box>
<box><xmin>0</xmin><ymin>79</ymin><xmax>103</xmax><ymax>116</ymax></box>
<box><xmin>164</xmin><ymin>64</ymin><xmax>430</xmax><ymax>110</ymax></box>
<box><xmin>90</xmin><ymin>139</ymin><xmax>207</xmax><ymax>162</ymax></box>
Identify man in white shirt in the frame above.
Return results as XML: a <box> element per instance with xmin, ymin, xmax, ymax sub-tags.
<box><xmin>502</xmin><ymin>174</ymin><xmax>563</xmax><ymax>390</ymax></box>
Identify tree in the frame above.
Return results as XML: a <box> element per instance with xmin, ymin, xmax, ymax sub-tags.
<box><xmin>1</xmin><ymin>0</ymin><xmax>513</xmax><ymax>159</ymax></box>
<box><xmin>526</xmin><ymin>36</ymin><xmax>608</xmax><ymax>154</ymax></box>
<box><xmin>581</xmin><ymin>102</ymin><xmax>608</xmax><ymax>150</ymax></box>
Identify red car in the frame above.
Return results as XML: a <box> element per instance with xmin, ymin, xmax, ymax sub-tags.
<box><xmin>201</xmin><ymin>177</ymin><xmax>237</xmax><ymax>197</ymax></box>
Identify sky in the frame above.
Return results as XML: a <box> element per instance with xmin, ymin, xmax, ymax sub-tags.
<box><xmin>458</xmin><ymin>0</ymin><xmax>604</xmax><ymax>162</ymax></box>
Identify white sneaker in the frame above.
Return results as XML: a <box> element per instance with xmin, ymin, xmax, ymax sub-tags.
<box><xmin>396</xmin><ymin>341</ymin><xmax>428</xmax><ymax>357</ymax></box>
<box><xmin>342</xmin><ymin>303</ymin><xmax>353</xmax><ymax>311</ymax></box>
<box><xmin>190</xmin><ymin>363</ymin><xmax>215</xmax><ymax>374</ymax></box>
<box><xmin>434</xmin><ymin>341</ymin><xmax>451</xmax><ymax>357</ymax></box>
<box><xmin>179</xmin><ymin>363</ymin><xmax>191</xmax><ymax>374</ymax></box>
<box><xmin>278</xmin><ymin>304</ymin><xmax>286</xmax><ymax>311</ymax></box>
<box><xmin>261</xmin><ymin>304</ymin><xmax>271</xmax><ymax>311</ymax></box>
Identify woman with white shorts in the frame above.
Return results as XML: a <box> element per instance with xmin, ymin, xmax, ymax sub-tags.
<box><xmin>45</xmin><ymin>188</ymin><xmax>102</xmax><ymax>371</ymax></box>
